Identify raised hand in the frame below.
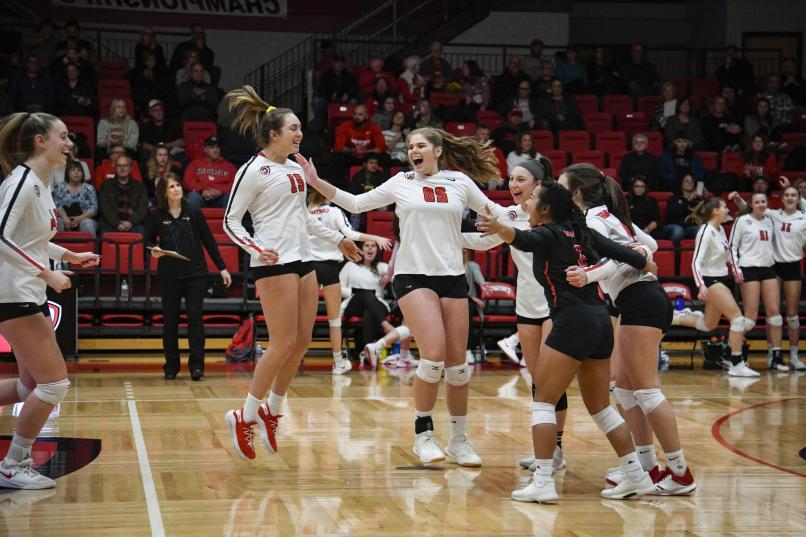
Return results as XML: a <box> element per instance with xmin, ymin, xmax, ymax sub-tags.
<box><xmin>475</xmin><ymin>205</ymin><xmax>502</xmax><ymax>237</ymax></box>
<box><xmin>293</xmin><ymin>153</ymin><xmax>320</xmax><ymax>184</ymax></box>
<box><xmin>339</xmin><ymin>238</ymin><xmax>362</xmax><ymax>262</ymax></box>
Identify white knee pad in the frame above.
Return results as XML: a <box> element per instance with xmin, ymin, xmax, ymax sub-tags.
<box><xmin>33</xmin><ymin>378</ymin><xmax>70</xmax><ymax>405</ymax></box>
<box><xmin>695</xmin><ymin>315</ymin><xmax>710</xmax><ymax>331</ymax></box>
<box><xmin>444</xmin><ymin>363</ymin><xmax>470</xmax><ymax>386</ymax></box>
<box><xmin>416</xmin><ymin>359</ymin><xmax>444</xmax><ymax>384</ymax></box>
<box><xmin>730</xmin><ymin>316</ymin><xmax>755</xmax><ymax>333</ymax></box>
<box><xmin>16</xmin><ymin>379</ymin><xmax>32</xmax><ymax>401</ymax></box>
<box><xmin>530</xmin><ymin>401</ymin><xmax>556</xmax><ymax>427</ymax></box>
<box><xmin>328</xmin><ymin>318</ymin><xmax>341</xmax><ymax>328</ymax></box>
<box><xmin>767</xmin><ymin>314</ymin><xmax>783</xmax><ymax>327</ymax></box>
<box><xmin>634</xmin><ymin>388</ymin><xmax>666</xmax><ymax>415</ymax></box>
<box><xmin>787</xmin><ymin>315</ymin><xmax>799</xmax><ymax>330</ymax></box>
<box><xmin>396</xmin><ymin>325</ymin><xmax>411</xmax><ymax>340</ymax></box>
<box><xmin>613</xmin><ymin>387</ymin><xmax>638</xmax><ymax>411</ymax></box>
<box><xmin>591</xmin><ymin>406</ymin><xmax>624</xmax><ymax>434</ymax></box>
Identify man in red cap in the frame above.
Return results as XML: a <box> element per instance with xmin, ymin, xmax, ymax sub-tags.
<box><xmin>183</xmin><ymin>136</ymin><xmax>236</xmax><ymax>208</ymax></box>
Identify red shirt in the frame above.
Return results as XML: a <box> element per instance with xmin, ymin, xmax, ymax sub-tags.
<box><xmin>183</xmin><ymin>157</ymin><xmax>237</xmax><ymax>193</ymax></box>
<box><xmin>94</xmin><ymin>160</ymin><xmax>142</xmax><ymax>189</ymax></box>
<box><xmin>334</xmin><ymin>120</ymin><xmax>388</xmax><ymax>155</ymax></box>
<box><xmin>358</xmin><ymin>70</ymin><xmax>398</xmax><ymax>95</ymax></box>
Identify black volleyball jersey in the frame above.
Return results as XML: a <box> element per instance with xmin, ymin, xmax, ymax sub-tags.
<box><xmin>510</xmin><ymin>221</ymin><xmax>648</xmax><ymax>315</ymax></box>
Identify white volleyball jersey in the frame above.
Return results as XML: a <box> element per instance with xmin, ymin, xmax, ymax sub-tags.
<box><xmin>691</xmin><ymin>223</ymin><xmax>732</xmax><ymax>287</ymax></box>
<box><xmin>0</xmin><ymin>165</ymin><xmax>66</xmax><ymax>304</ymax></box>
<box><xmin>339</xmin><ymin>261</ymin><xmax>389</xmax><ymax>301</ymax></box>
<box><xmin>729</xmin><ymin>214</ymin><xmax>775</xmax><ymax>268</ymax></box>
<box><xmin>330</xmin><ymin>169</ymin><xmax>489</xmax><ymax>276</ymax></box>
<box><xmin>225</xmin><ymin>154</ymin><xmax>342</xmax><ymax>267</ymax></box>
<box><xmin>585</xmin><ymin>205</ymin><xmax>657</xmax><ymax>300</ymax></box>
<box><xmin>307</xmin><ymin>204</ymin><xmax>362</xmax><ymax>262</ymax></box>
<box><xmin>461</xmin><ymin>203</ymin><xmax>549</xmax><ymax>319</ymax></box>
<box><xmin>765</xmin><ymin>209</ymin><xmax>806</xmax><ymax>263</ymax></box>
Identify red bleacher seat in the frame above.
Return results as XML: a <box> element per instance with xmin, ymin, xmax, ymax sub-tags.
<box><xmin>691</xmin><ymin>78</ymin><xmax>719</xmax><ymax>100</ymax></box>
<box><xmin>609</xmin><ymin>151</ymin><xmax>627</xmax><ymax>179</ymax></box>
<box><xmin>97</xmin><ymin>79</ymin><xmax>131</xmax><ymax>101</ymax></box>
<box><xmin>602</xmin><ymin>168</ymin><xmax>617</xmax><ymax>182</ymax></box>
<box><xmin>603</xmin><ymin>95</ymin><xmax>634</xmax><ymax>116</ymax></box>
<box><xmin>445</xmin><ymin>122</ymin><xmax>476</xmax><ymax>137</ymax></box>
<box><xmin>668</xmin><ymin>78</ymin><xmax>689</xmax><ymax>95</ymax></box>
<box><xmin>655</xmin><ymin>239</ymin><xmax>674</xmax><ymax>250</ymax></box>
<box><xmin>649</xmin><ymin>192</ymin><xmax>674</xmax><ymax>202</ymax></box>
<box><xmin>574</xmin><ymin>94</ymin><xmax>598</xmax><ymax>116</ymax></box>
<box><xmin>654</xmin><ymin>250</ymin><xmax>676</xmax><ymax>278</ymax></box>
<box><xmin>183</xmin><ymin>121</ymin><xmax>218</xmax><ymax>161</ymax></box>
<box><xmin>327</xmin><ymin>104</ymin><xmax>356</xmax><ymax>132</ymax></box>
<box><xmin>366</xmin><ymin>212</ymin><xmax>394</xmax><ymax>238</ymax></box>
<box><xmin>558</xmin><ymin>131</ymin><xmax>591</xmax><ymax>153</ymax></box>
<box><xmin>572</xmin><ymin>150</ymin><xmax>605</xmax><ymax>168</ymax></box>
<box><xmin>429</xmin><ymin>92</ymin><xmax>460</xmax><ymax>108</ymax></box>
<box><xmin>100</xmin><ymin>232</ymin><xmax>145</xmax><ymax>275</ymax></box>
<box><xmin>63</xmin><ymin>116</ymin><xmax>96</xmax><ymax>156</ymax></box>
<box><xmin>720</xmin><ymin>151</ymin><xmax>743</xmax><ymax>174</ymax></box>
<box><xmin>98</xmin><ymin>59</ymin><xmax>129</xmax><ymax>79</ymax></box>
<box><xmin>583</xmin><ymin>112</ymin><xmax>613</xmax><ymax>134</ymax></box>
<box><xmin>530</xmin><ymin>130</ymin><xmax>554</xmax><ymax>153</ymax></box>
<box><xmin>657</xmin><ymin>199</ymin><xmax>668</xmax><ymax>222</ymax></box>
<box><xmin>679</xmin><ymin>250</ymin><xmax>694</xmax><ymax>276</ymax></box>
<box><xmin>543</xmin><ymin>150</ymin><xmax>569</xmax><ymax>174</ymax></box>
<box><xmin>640</xmin><ymin>132</ymin><xmax>664</xmax><ymax>155</ymax></box>
<box><xmin>617</xmin><ymin>112</ymin><xmax>649</xmax><ymax>135</ymax></box>
<box><xmin>486</xmin><ymin>190</ymin><xmax>514</xmax><ymax>206</ymax></box>
<box><xmin>596</xmin><ymin>131</ymin><xmax>627</xmax><ymax>157</ymax></box>
<box><xmin>679</xmin><ymin>239</ymin><xmax>696</xmax><ymax>250</ymax></box>
<box><xmin>637</xmin><ymin>95</ymin><xmax>663</xmax><ymax>119</ymax></box>
<box><xmin>476</xmin><ymin>110</ymin><xmax>503</xmax><ymax>130</ymax></box>
<box><xmin>53</xmin><ymin>232</ymin><xmax>96</xmax><ymax>271</ymax></box>
<box><xmin>100</xmin><ymin>314</ymin><xmax>145</xmax><ymax>326</ymax></box>
<box><xmin>780</xmin><ymin>132</ymin><xmax>803</xmax><ymax>150</ymax></box>
<box><xmin>204</xmin><ymin>241</ymin><xmax>240</xmax><ymax>273</ymax></box>
<box><xmin>696</xmin><ymin>151</ymin><xmax>718</xmax><ymax>172</ymax></box>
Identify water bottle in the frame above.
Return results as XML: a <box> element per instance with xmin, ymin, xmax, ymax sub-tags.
<box><xmin>120</xmin><ymin>279</ymin><xmax>129</xmax><ymax>301</ymax></box>
<box><xmin>390</xmin><ymin>341</ymin><xmax>401</xmax><ymax>357</ymax></box>
<box><xmin>674</xmin><ymin>295</ymin><xmax>685</xmax><ymax>311</ymax></box>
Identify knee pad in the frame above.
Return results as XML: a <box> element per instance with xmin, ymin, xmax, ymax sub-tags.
<box><xmin>33</xmin><ymin>378</ymin><xmax>70</xmax><ymax>405</ymax></box>
<box><xmin>787</xmin><ymin>315</ymin><xmax>799</xmax><ymax>330</ymax></box>
<box><xmin>328</xmin><ymin>318</ymin><xmax>341</xmax><ymax>328</ymax></box>
<box><xmin>730</xmin><ymin>316</ymin><xmax>754</xmax><ymax>333</ymax></box>
<box><xmin>695</xmin><ymin>315</ymin><xmax>710</xmax><ymax>332</ymax></box>
<box><xmin>16</xmin><ymin>379</ymin><xmax>32</xmax><ymax>401</ymax></box>
<box><xmin>396</xmin><ymin>325</ymin><xmax>411</xmax><ymax>340</ymax></box>
<box><xmin>634</xmin><ymin>388</ymin><xmax>666</xmax><ymax>415</ymax></box>
<box><xmin>555</xmin><ymin>392</ymin><xmax>568</xmax><ymax>411</ymax></box>
<box><xmin>444</xmin><ymin>363</ymin><xmax>470</xmax><ymax>386</ymax></box>
<box><xmin>530</xmin><ymin>401</ymin><xmax>556</xmax><ymax>427</ymax></box>
<box><xmin>591</xmin><ymin>406</ymin><xmax>624</xmax><ymax>434</ymax></box>
<box><xmin>415</xmin><ymin>359</ymin><xmax>444</xmax><ymax>384</ymax></box>
<box><xmin>613</xmin><ymin>387</ymin><xmax>638</xmax><ymax>411</ymax></box>
<box><xmin>767</xmin><ymin>314</ymin><xmax>783</xmax><ymax>327</ymax></box>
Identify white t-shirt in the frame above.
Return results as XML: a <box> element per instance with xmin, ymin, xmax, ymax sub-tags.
<box><xmin>339</xmin><ymin>261</ymin><xmax>389</xmax><ymax>314</ymax></box>
<box><xmin>0</xmin><ymin>165</ymin><xmax>66</xmax><ymax>303</ymax></box>
<box><xmin>461</xmin><ymin>203</ymin><xmax>549</xmax><ymax>319</ymax></box>
<box><xmin>691</xmin><ymin>223</ymin><xmax>733</xmax><ymax>287</ymax></box>
<box><xmin>330</xmin><ymin>169</ymin><xmax>489</xmax><ymax>276</ymax></box>
<box><xmin>307</xmin><ymin>204</ymin><xmax>362</xmax><ymax>262</ymax></box>
<box><xmin>766</xmin><ymin>209</ymin><xmax>806</xmax><ymax>263</ymax></box>
<box><xmin>729</xmin><ymin>213</ymin><xmax>775</xmax><ymax>268</ymax></box>
<box><xmin>224</xmin><ymin>154</ymin><xmax>343</xmax><ymax>267</ymax></box>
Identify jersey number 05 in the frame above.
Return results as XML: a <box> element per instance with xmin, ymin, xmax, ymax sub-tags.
<box><xmin>422</xmin><ymin>186</ymin><xmax>448</xmax><ymax>203</ymax></box>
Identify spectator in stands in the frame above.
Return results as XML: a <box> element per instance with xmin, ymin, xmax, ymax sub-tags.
<box><xmin>497</xmin><ymin>79</ymin><xmax>538</xmax><ymax>128</ymax></box>
<box><xmin>463</xmin><ymin>249</ymin><xmax>485</xmax><ymax>363</ymax></box>
<box><xmin>757</xmin><ymin>74</ymin><xmax>794</xmax><ymax>130</ymax></box>
<box><xmin>492</xmin><ymin>55</ymin><xmax>530</xmax><ymax>109</ymax></box>
<box><xmin>532</xmin><ymin>60</ymin><xmax>556</xmax><ymax>97</ymax></box>
<box><xmin>134</xmin><ymin>27</ymin><xmax>167</xmax><ymax>73</ymax></box>
<box><xmin>780</xmin><ymin>57</ymin><xmax>805</xmax><ymax>106</ymax></box>
<box><xmin>140</xmin><ymin>99</ymin><xmax>185</xmax><ymax>164</ymax></box>
<box><xmin>334</xmin><ymin>104</ymin><xmax>388</xmax><ymax>180</ymax></box>
<box><xmin>183</xmin><ymin>136</ymin><xmax>236</xmax><ymax>209</ymax></box>
<box><xmin>371</xmin><ymin>94</ymin><xmax>396</xmax><ymax>130</ymax></box>
<box><xmin>662</xmin><ymin>96</ymin><xmax>705</xmax><ymax>149</ymax></box>
<box><xmin>23</xmin><ymin>18</ymin><xmax>58</xmax><ymax>66</ymax></box>
<box><xmin>147</xmin><ymin>173</ymin><xmax>231</xmax><ymax>381</ymax></box>
<box><xmin>424</xmin><ymin>70</ymin><xmax>449</xmax><ymax>99</ymax></box>
<box><xmin>97</xmin><ymin>98</ymin><xmax>139</xmax><ymax>161</ymax></box>
<box><xmin>654</xmin><ymin>81</ymin><xmax>677</xmax><ymax>129</ymax></box>
<box><xmin>702</xmin><ymin>95</ymin><xmax>743</xmax><ymax>152</ymax></box>
<box><xmin>55</xmin><ymin>62</ymin><xmax>94</xmax><ymax>117</ymax></box>
<box><xmin>175</xmin><ymin>50</ymin><xmax>210</xmax><ymax>86</ymax></box>
<box><xmin>365</xmin><ymin>76</ymin><xmax>391</xmax><ymax>113</ymax></box>
<box><xmin>492</xmin><ymin>108</ymin><xmax>528</xmax><ymax>155</ymax></box>
<box><xmin>316</xmin><ymin>53</ymin><xmax>359</xmax><ymax>105</ymax></box>
<box><xmin>750</xmin><ymin>175</ymin><xmax>770</xmax><ymax>194</ymax></box>
<box><xmin>475</xmin><ymin>124</ymin><xmax>507</xmax><ymax>182</ymax></box>
<box><xmin>716</xmin><ymin>45</ymin><xmax>754</xmax><ymax>98</ymax></box>
<box><xmin>619</xmin><ymin>133</ymin><xmax>663</xmax><ymax>191</ymax></box>
<box><xmin>522</xmin><ymin>38</ymin><xmax>550</xmax><ymax>80</ymax></box>
<box><xmin>587</xmin><ymin>46</ymin><xmax>622</xmax><ymax>96</ymax></box>
<box><xmin>49</xmin><ymin>135</ymin><xmax>91</xmax><ymax>189</ymax></box>
<box><xmin>53</xmin><ymin>42</ymin><xmax>96</xmax><ymax>87</ymax></box>
<box><xmin>660</xmin><ymin>132</ymin><xmax>705</xmax><ymax>192</ymax></box>
<box><xmin>662</xmin><ymin>174</ymin><xmax>702</xmax><ymax>245</ymax></box>
<box><xmin>383</xmin><ymin>111</ymin><xmax>410</xmax><ymax>166</ymax></box>
<box><xmin>743</xmin><ymin>97</ymin><xmax>776</xmax><ymax>145</ymax></box>
<box><xmin>506</xmin><ymin>132</ymin><xmax>539</xmax><ymax>174</ymax></box>
<box><xmin>627</xmin><ymin>176</ymin><xmax>660</xmax><ymax>236</ymax></box>
<box><xmin>144</xmin><ymin>143</ymin><xmax>182</xmax><ymax>204</ymax></box>
<box><xmin>741</xmin><ymin>134</ymin><xmax>778</xmax><ymax>188</ymax></box>
<box><xmin>94</xmin><ymin>144</ymin><xmax>143</xmax><ymax>188</ymax></box>
<box><xmin>420</xmin><ymin>41</ymin><xmax>453</xmax><ymax>82</ymax></box>
<box><xmin>53</xmin><ymin>20</ymin><xmax>95</xmax><ymax>62</ymax></box>
<box><xmin>412</xmin><ymin>99</ymin><xmax>441</xmax><ymax>129</ymax></box>
<box><xmin>170</xmin><ymin>23</ymin><xmax>215</xmax><ymax>73</ymax></box>
<box><xmin>52</xmin><ymin>160</ymin><xmax>98</xmax><ymax>236</ymax></box>
<box><xmin>177</xmin><ymin>62</ymin><xmax>219</xmax><ymax>121</ymax></box>
<box><xmin>534</xmin><ymin>78</ymin><xmax>584</xmax><ymax>133</ymax></box>
<box><xmin>10</xmin><ymin>54</ymin><xmax>54</xmax><ymax>113</ymax></box>
<box><xmin>398</xmin><ymin>56</ymin><xmax>425</xmax><ymax>104</ymax></box>
<box><xmin>357</xmin><ymin>55</ymin><xmax>396</xmax><ymax>96</ymax></box>
<box><xmin>130</xmin><ymin>51</ymin><xmax>173</xmax><ymax>117</ymax></box>
<box><xmin>721</xmin><ymin>85</ymin><xmax>748</xmax><ymax>124</ymax></box>
<box><xmin>620</xmin><ymin>42</ymin><xmax>660</xmax><ymax>97</ymax></box>
<box><xmin>457</xmin><ymin>60</ymin><xmax>489</xmax><ymax>121</ymax></box>
<box><xmin>555</xmin><ymin>45</ymin><xmax>587</xmax><ymax>94</ymax></box>
<box><xmin>98</xmin><ymin>154</ymin><xmax>149</xmax><ymax>235</ymax></box>
<box><xmin>348</xmin><ymin>153</ymin><xmax>387</xmax><ymax>196</ymax></box>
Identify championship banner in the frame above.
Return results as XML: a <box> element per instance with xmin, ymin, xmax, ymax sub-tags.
<box><xmin>51</xmin><ymin>0</ymin><xmax>287</xmax><ymax>18</ymax></box>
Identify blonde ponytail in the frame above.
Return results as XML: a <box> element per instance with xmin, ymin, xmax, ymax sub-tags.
<box><xmin>408</xmin><ymin>127</ymin><xmax>501</xmax><ymax>184</ymax></box>
<box><xmin>225</xmin><ymin>85</ymin><xmax>294</xmax><ymax>148</ymax></box>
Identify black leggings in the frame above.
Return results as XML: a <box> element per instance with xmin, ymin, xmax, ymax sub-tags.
<box><xmin>160</xmin><ymin>275</ymin><xmax>207</xmax><ymax>375</ymax></box>
<box><xmin>343</xmin><ymin>290</ymin><xmax>388</xmax><ymax>345</ymax></box>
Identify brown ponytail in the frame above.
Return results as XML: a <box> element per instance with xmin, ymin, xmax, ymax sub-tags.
<box><xmin>688</xmin><ymin>197</ymin><xmax>723</xmax><ymax>225</ymax></box>
<box><xmin>408</xmin><ymin>127</ymin><xmax>501</xmax><ymax>184</ymax></box>
<box><xmin>562</xmin><ymin>162</ymin><xmax>633</xmax><ymax>231</ymax></box>
<box><xmin>225</xmin><ymin>85</ymin><xmax>294</xmax><ymax>149</ymax></box>
<box><xmin>0</xmin><ymin>112</ymin><xmax>60</xmax><ymax>178</ymax></box>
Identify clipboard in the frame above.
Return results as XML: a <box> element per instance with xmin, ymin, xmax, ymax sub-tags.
<box><xmin>148</xmin><ymin>246</ymin><xmax>191</xmax><ymax>262</ymax></box>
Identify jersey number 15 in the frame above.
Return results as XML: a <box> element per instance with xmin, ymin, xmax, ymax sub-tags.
<box><xmin>287</xmin><ymin>173</ymin><xmax>305</xmax><ymax>193</ymax></box>
<box><xmin>422</xmin><ymin>186</ymin><xmax>448</xmax><ymax>203</ymax></box>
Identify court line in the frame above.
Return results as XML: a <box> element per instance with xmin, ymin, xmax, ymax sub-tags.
<box><xmin>125</xmin><ymin>382</ymin><xmax>167</xmax><ymax>537</ymax></box>
<box><xmin>711</xmin><ymin>397</ymin><xmax>806</xmax><ymax>479</ymax></box>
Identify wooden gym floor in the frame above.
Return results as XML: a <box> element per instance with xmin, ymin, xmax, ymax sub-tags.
<box><xmin>0</xmin><ymin>354</ymin><xmax>803</xmax><ymax>537</ymax></box>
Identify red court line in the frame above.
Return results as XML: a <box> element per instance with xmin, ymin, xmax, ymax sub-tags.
<box><xmin>711</xmin><ymin>397</ymin><xmax>805</xmax><ymax>478</ymax></box>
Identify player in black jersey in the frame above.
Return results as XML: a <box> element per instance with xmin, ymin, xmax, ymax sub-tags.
<box><xmin>477</xmin><ymin>180</ymin><xmax>657</xmax><ymax>502</ymax></box>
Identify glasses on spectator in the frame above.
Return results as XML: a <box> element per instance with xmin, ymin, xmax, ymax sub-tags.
<box><xmin>116</xmin><ymin>163</ymin><xmax>131</xmax><ymax>169</ymax></box>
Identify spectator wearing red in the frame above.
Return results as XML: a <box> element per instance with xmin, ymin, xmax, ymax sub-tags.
<box><xmin>184</xmin><ymin>136</ymin><xmax>236</xmax><ymax>209</ymax></box>
<box><xmin>334</xmin><ymin>104</ymin><xmax>388</xmax><ymax>183</ymax></box>
<box><xmin>358</xmin><ymin>55</ymin><xmax>397</xmax><ymax>96</ymax></box>
<box><xmin>741</xmin><ymin>135</ymin><xmax>778</xmax><ymax>189</ymax></box>
<box><xmin>94</xmin><ymin>144</ymin><xmax>143</xmax><ymax>189</ymax></box>
<box><xmin>398</xmin><ymin>56</ymin><xmax>425</xmax><ymax>104</ymax></box>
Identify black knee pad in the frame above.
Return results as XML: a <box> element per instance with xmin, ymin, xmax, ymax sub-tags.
<box><xmin>555</xmin><ymin>392</ymin><xmax>568</xmax><ymax>411</ymax></box>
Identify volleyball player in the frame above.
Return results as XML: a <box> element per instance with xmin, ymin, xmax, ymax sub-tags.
<box><xmin>0</xmin><ymin>113</ymin><xmax>100</xmax><ymax>488</ymax></box>
<box><xmin>672</xmin><ymin>198</ymin><xmax>759</xmax><ymax>377</ymax></box>
<box><xmin>729</xmin><ymin>192</ymin><xmax>785</xmax><ymax>370</ymax></box>
<box><xmin>307</xmin><ymin>189</ymin><xmax>391</xmax><ymax>375</ymax></box>
<box><xmin>477</xmin><ymin>180</ymin><xmax>656</xmax><ymax>502</ymax></box>
<box><xmin>561</xmin><ymin>163</ymin><xmax>696</xmax><ymax>495</ymax></box>
<box><xmin>296</xmin><ymin>127</ymin><xmax>501</xmax><ymax>467</ymax></box>
<box><xmin>459</xmin><ymin>159</ymin><xmax>568</xmax><ymax>473</ymax></box>
<box><xmin>222</xmin><ymin>87</ymin><xmax>362</xmax><ymax>460</ymax></box>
